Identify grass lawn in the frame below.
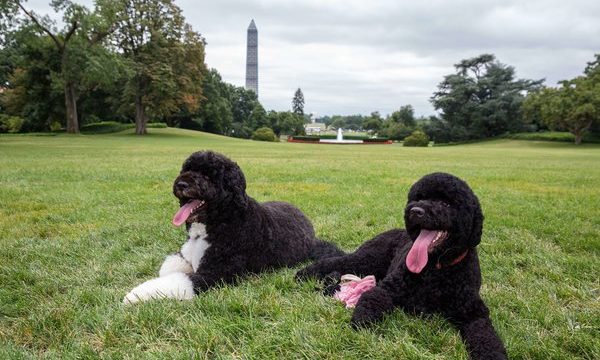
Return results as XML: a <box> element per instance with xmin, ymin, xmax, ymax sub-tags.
<box><xmin>1</xmin><ymin>128</ymin><xmax>598</xmax><ymax>359</ymax></box>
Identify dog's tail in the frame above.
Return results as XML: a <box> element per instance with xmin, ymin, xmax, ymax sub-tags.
<box><xmin>310</xmin><ymin>239</ymin><xmax>345</xmax><ymax>260</ymax></box>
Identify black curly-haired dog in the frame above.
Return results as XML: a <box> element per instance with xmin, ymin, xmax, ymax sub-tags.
<box><xmin>124</xmin><ymin>150</ymin><xmax>342</xmax><ymax>304</ymax></box>
<box><xmin>296</xmin><ymin>173</ymin><xmax>507</xmax><ymax>360</ymax></box>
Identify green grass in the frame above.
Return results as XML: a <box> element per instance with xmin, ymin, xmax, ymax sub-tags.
<box><xmin>1</xmin><ymin>128</ymin><xmax>599</xmax><ymax>359</ymax></box>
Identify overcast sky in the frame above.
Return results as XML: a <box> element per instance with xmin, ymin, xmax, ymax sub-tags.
<box><xmin>30</xmin><ymin>0</ymin><xmax>600</xmax><ymax>117</ymax></box>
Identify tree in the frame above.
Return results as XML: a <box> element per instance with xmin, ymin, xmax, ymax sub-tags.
<box><xmin>524</xmin><ymin>71</ymin><xmax>600</xmax><ymax>145</ymax></box>
<box><xmin>431</xmin><ymin>54</ymin><xmax>543</xmax><ymax>142</ymax></box>
<box><xmin>390</xmin><ymin>105</ymin><xmax>416</xmax><ymax>127</ymax></box>
<box><xmin>271</xmin><ymin>111</ymin><xmax>305</xmax><ymax>136</ymax></box>
<box><xmin>0</xmin><ymin>27</ymin><xmax>64</xmax><ymax>131</ymax></box>
<box><xmin>1</xmin><ymin>0</ymin><xmax>118</xmax><ymax>133</ymax></box>
<box><xmin>378</xmin><ymin>106</ymin><xmax>417</xmax><ymax>140</ymax></box>
<box><xmin>112</xmin><ymin>0</ymin><xmax>206</xmax><ymax>135</ymax></box>
<box><xmin>190</xmin><ymin>68</ymin><xmax>232</xmax><ymax>134</ymax></box>
<box><xmin>248</xmin><ymin>102</ymin><xmax>268</xmax><ymax>129</ymax></box>
<box><xmin>363</xmin><ymin>111</ymin><xmax>383</xmax><ymax>134</ymax></box>
<box><xmin>292</xmin><ymin>88</ymin><xmax>304</xmax><ymax>115</ymax></box>
<box><xmin>229</xmin><ymin>85</ymin><xmax>259</xmax><ymax>127</ymax></box>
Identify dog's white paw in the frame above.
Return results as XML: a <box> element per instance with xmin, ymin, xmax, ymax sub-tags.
<box><xmin>159</xmin><ymin>253</ymin><xmax>193</xmax><ymax>277</ymax></box>
<box><xmin>123</xmin><ymin>273</ymin><xmax>194</xmax><ymax>304</ymax></box>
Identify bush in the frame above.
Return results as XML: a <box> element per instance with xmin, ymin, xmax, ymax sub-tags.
<box><xmin>50</xmin><ymin>121</ymin><xmax>63</xmax><ymax>132</ymax></box>
<box><xmin>0</xmin><ymin>115</ymin><xmax>25</xmax><ymax>133</ymax></box>
<box><xmin>147</xmin><ymin>122</ymin><xmax>167</xmax><ymax>128</ymax></box>
<box><xmin>380</xmin><ymin>123</ymin><xmax>414</xmax><ymax>140</ymax></box>
<box><xmin>81</xmin><ymin>121</ymin><xmax>134</xmax><ymax>134</ymax></box>
<box><xmin>363</xmin><ymin>138</ymin><xmax>391</xmax><ymax>143</ymax></box>
<box><xmin>251</xmin><ymin>127</ymin><xmax>277</xmax><ymax>142</ymax></box>
<box><xmin>506</xmin><ymin>131</ymin><xmax>600</xmax><ymax>144</ymax></box>
<box><xmin>229</xmin><ymin>123</ymin><xmax>253</xmax><ymax>139</ymax></box>
<box><xmin>403</xmin><ymin>130</ymin><xmax>430</xmax><ymax>147</ymax></box>
<box><xmin>80</xmin><ymin>121</ymin><xmax>168</xmax><ymax>134</ymax></box>
<box><xmin>289</xmin><ymin>135</ymin><xmax>320</xmax><ymax>141</ymax></box>
<box><xmin>318</xmin><ymin>134</ymin><xmax>371</xmax><ymax>140</ymax></box>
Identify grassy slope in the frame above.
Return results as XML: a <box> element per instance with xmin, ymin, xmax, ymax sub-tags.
<box><xmin>0</xmin><ymin>128</ymin><xmax>598</xmax><ymax>359</ymax></box>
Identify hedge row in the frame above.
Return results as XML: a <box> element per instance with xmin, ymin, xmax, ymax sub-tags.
<box><xmin>80</xmin><ymin>121</ymin><xmax>167</xmax><ymax>134</ymax></box>
<box><xmin>290</xmin><ymin>135</ymin><xmax>389</xmax><ymax>142</ymax></box>
<box><xmin>506</xmin><ymin>132</ymin><xmax>600</xmax><ymax>144</ymax></box>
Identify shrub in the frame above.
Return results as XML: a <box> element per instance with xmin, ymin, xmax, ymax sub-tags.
<box><xmin>318</xmin><ymin>134</ymin><xmax>371</xmax><ymax>140</ymax></box>
<box><xmin>403</xmin><ymin>130</ymin><xmax>430</xmax><ymax>147</ymax></box>
<box><xmin>363</xmin><ymin>138</ymin><xmax>390</xmax><ymax>143</ymax></box>
<box><xmin>289</xmin><ymin>135</ymin><xmax>319</xmax><ymax>141</ymax></box>
<box><xmin>251</xmin><ymin>127</ymin><xmax>277</xmax><ymax>142</ymax></box>
<box><xmin>0</xmin><ymin>115</ymin><xmax>25</xmax><ymax>133</ymax></box>
<box><xmin>147</xmin><ymin>122</ymin><xmax>167</xmax><ymax>128</ymax></box>
<box><xmin>81</xmin><ymin>121</ymin><xmax>133</xmax><ymax>134</ymax></box>
<box><xmin>380</xmin><ymin>123</ymin><xmax>414</xmax><ymax>140</ymax></box>
<box><xmin>50</xmin><ymin>121</ymin><xmax>63</xmax><ymax>132</ymax></box>
<box><xmin>506</xmin><ymin>131</ymin><xmax>600</xmax><ymax>144</ymax></box>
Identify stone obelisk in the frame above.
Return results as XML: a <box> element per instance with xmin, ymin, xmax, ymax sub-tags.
<box><xmin>245</xmin><ymin>19</ymin><xmax>258</xmax><ymax>96</ymax></box>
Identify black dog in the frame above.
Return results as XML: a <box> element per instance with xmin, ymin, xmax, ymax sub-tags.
<box><xmin>124</xmin><ymin>151</ymin><xmax>341</xmax><ymax>304</ymax></box>
<box><xmin>297</xmin><ymin>173</ymin><xmax>507</xmax><ymax>360</ymax></box>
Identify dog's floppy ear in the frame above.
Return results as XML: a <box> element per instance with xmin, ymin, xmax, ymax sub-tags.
<box><xmin>221</xmin><ymin>158</ymin><xmax>248</xmax><ymax>209</ymax></box>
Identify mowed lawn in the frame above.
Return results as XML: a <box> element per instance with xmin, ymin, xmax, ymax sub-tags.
<box><xmin>0</xmin><ymin>128</ymin><xmax>598</xmax><ymax>359</ymax></box>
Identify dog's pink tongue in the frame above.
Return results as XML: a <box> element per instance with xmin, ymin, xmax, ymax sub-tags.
<box><xmin>172</xmin><ymin>200</ymin><xmax>202</xmax><ymax>226</ymax></box>
<box><xmin>406</xmin><ymin>230</ymin><xmax>438</xmax><ymax>274</ymax></box>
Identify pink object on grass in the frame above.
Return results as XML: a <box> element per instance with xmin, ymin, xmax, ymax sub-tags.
<box><xmin>334</xmin><ymin>274</ymin><xmax>376</xmax><ymax>308</ymax></box>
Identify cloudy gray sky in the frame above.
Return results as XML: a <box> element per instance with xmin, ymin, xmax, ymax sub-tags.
<box><xmin>30</xmin><ymin>0</ymin><xmax>600</xmax><ymax>117</ymax></box>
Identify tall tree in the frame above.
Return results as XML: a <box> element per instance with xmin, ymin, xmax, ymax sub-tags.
<box><xmin>191</xmin><ymin>68</ymin><xmax>232</xmax><ymax>135</ymax></box>
<box><xmin>363</xmin><ymin>111</ymin><xmax>383</xmax><ymax>134</ymax></box>
<box><xmin>0</xmin><ymin>28</ymin><xmax>64</xmax><ymax>131</ymax></box>
<box><xmin>292</xmin><ymin>87</ymin><xmax>304</xmax><ymax>115</ymax></box>
<box><xmin>1</xmin><ymin>0</ymin><xmax>118</xmax><ymax>133</ymax></box>
<box><xmin>390</xmin><ymin>105</ymin><xmax>416</xmax><ymax>127</ymax></box>
<box><xmin>431</xmin><ymin>54</ymin><xmax>543</xmax><ymax>141</ymax></box>
<box><xmin>523</xmin><ymin>55</ymin><xmax>600</xmax><ymax>145</ymax></box>
<box><xmin>112</xmin><ymin>0</ymin><xmax>206</xmax><ymax>135</ymax></box>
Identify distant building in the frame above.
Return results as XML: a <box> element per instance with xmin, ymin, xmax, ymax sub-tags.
<box><xmin>305</xmin><ymin>122</ymin><xmax>327</xmax><ymax>134</ymax></box>
<box><xmin>245</xmin><ymin>19</ymin><xmax>258</xmax><ymax>96</ymax></box>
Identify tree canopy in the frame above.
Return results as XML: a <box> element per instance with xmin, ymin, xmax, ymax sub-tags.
<box><xmin>523</xmin><ymin>54</ymin><xmax>600</xmax><ymax>144</ymax></box>
<box><xmin>430</xmin><ymin>54</ymin><xmax>543</xmax><ymax>142</ymax></box>
<box><xmin>292</xmin><ymin>88</ymin><xmax>304</xmax><ymax>116</ymax></box>
<box><xmin>111</xmin><ymin>0</ymin><xmax>206</xmax><ymax>134</ymax></box>
<box><xmin>1</xmin><ymin>0</ymin><xmax>119</xmax><ymax>133</ymax></box>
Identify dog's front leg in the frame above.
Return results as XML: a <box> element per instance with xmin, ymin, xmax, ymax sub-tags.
<box><xmin>123</xmin><ymin>273</ymin><xmax>194</xmax><ymax>304</ymax></box>
<box><xmin>159</xmin><ymin>252</ymin><xmax>193</xmax><ymax>277</ymax></box>
<box><xmin>350</xmin><ymin>286</ymin><xmax>395</xmax><ymax>328</ymax></box>
<box><xmin>350</xmin><ymin>269</ymin><xmax>409</xmax><ymax>328</ymax></box>
<box><xmin>448</xmin><ymin>299</ymin><xmax>507</xmax><ymax>360</ymax></box>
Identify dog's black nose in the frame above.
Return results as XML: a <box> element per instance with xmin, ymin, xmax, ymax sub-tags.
<box><xmin>410</xmin><ymin>206</ymin><xmax>425</xmax><ymax>217</ymax></box>
<box><xmin>175</xmin><ymin>181</ymin><xmax>189</xmax><ymax>191</ymax></box>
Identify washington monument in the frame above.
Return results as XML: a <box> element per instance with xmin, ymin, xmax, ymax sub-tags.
<box><xmin>245</xmin><ymin>19</ymin><xmax>258</xmax><ymax>96</ymax></box>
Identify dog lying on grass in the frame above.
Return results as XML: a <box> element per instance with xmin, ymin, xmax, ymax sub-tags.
<box><xmin>124</xmin><ymin>151</ymin><xmax>342</xmax><ymax>304</ymax></box>
<box><xmin>297</xmin><ymin>173</ymin><xmax>507</xmax><ymax>360</ymax></box>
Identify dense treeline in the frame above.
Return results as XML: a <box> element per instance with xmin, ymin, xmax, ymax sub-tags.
<box><xmin>0</xmin><ymin>0</ymin><xmax>305</xmax><ymax>138</ymax></box>
<box><xmin>317</xmin><ymin>54</ymin><xmax>599</xmax><ymax>144</ymax></box>
<box><xmin>1</xmin><ymin>2</ymin><xmax>598</xmax><ymax>143</ymax></box>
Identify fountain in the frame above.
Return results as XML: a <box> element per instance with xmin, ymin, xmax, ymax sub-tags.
<box><xmin>319</xmin><ymin>128</ymin><xmax>363</xmax><ymax>144</ymax></box>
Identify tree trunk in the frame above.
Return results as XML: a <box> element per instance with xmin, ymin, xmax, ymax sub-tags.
<box><xmin>573</xmin><ymin>120</ymin><xmax>592</xmax><ymax>145</ymax></box>
<box><xmin>65</xmin><ymin>81</ymin><xmax>79</xmax><ymax>134</ymax></box>
<box><xmin>135</xmin><ymin>93</ymin><xmax>147</xmax><ymax>135</ymax></box>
